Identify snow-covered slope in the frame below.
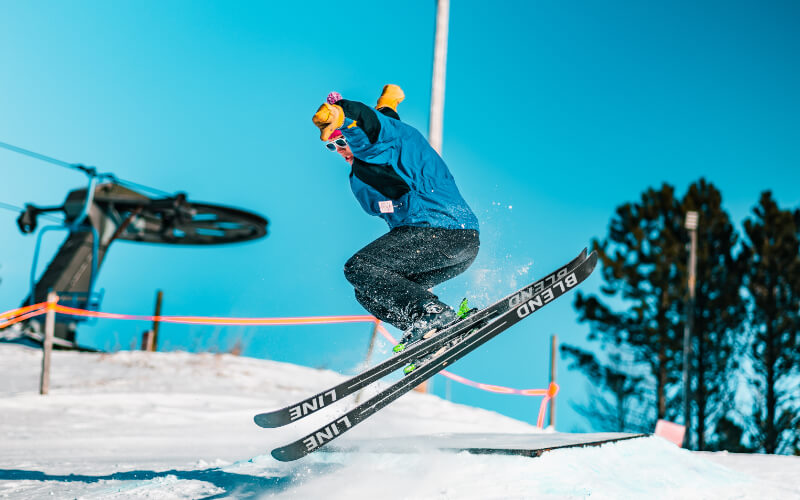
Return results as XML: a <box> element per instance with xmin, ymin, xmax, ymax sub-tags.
<box><xmin>0</xmin><ymin>344</ymin><xmax>797</xmax><ymax>499</ymax></box>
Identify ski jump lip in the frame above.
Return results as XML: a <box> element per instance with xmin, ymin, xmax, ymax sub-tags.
<box><xmin>319</xmin><ymin>432</ymin><xmax>651</xmax><ymax>458</ymax></box>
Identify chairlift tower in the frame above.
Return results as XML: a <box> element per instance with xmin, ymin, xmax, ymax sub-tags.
<box><xmin>17</xmin><ymin>180</ymin><xmax>268</xmax><ymax>348</ymax></box>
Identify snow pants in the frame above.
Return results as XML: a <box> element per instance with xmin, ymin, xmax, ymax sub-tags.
<box><xmin>343</xmin><ymin>226</ymin><xmax>480</xmax><ymax>331</ymax></box>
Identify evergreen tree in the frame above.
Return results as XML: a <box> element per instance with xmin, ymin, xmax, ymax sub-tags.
<box><xmin>740</xmin><ymin>191</ymin><xmax>800</xmax><ymax>454</ymax></box>
<box><xmin>572</xmin><ymin>183</ymin><xmax>685</xmax><ymax>429</ymax></box>
<box><xmin>682</xmin><ymin>179</ymin><xmax>745</xmax><ymax>450</ymax></box>
<box><xmin>560</xmin><ymin>344</ymin><xmax>651</xmax><ymax>432</ymax></box>
<box><xmin>570</xmin><ymin>179</ymin><xmax>743</xmax><ymax>449</ymax></box>
<box><xmin>706</xmin><ymin>413</ymin><xmax>754</xmax><ymax>453</ymax></box>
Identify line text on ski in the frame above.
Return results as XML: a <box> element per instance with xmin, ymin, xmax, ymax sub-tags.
<box><xmin>515</xmin><ymin>272</ymin><xmax>578</xmax><ymax>318</ymax></box>
<box><xmin>303</xmin><ymin>416</ymin><xmax>353</xmax><ymax>451</ymax></box>
<box><xmin>289</xmin><ymin>389</ymin><xmax>338</xmax><ymax>421</ymax></box>
<box><xmin>507</xmin><ymin>264</ymin><xmax>571</xmax><ymax>309</ymax></box>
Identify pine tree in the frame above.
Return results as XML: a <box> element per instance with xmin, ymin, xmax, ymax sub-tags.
<box><xmin>740</xmin><ymin>191</ymin><xmax>800</xmax><ymax>454</ymax></box>
<box><xmin>571</xmin><ymin>180</ymin><xmax>743</xmax><ymax>448</ymax></box>
<box><xmin>682</xmin><ymin>179</ymin><xmax>745</xmax><ymax>450</ymax></box>
<box><xmin>572</xmin><ymin>183</ymin><xmax>685</xmax><ymax>428</ymax></box>
<box><xmin>560</xmin><ymin>344</ymin><xmax>651</xmax><ymax>432</ymax></box>
<box><xmin>706</xmin><ymin>414</ymin><xmax>754</xmax><ymax>453</ymax></box>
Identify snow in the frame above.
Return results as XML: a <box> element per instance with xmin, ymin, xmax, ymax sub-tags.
<box><xmin>1</xmin><ymin>343</ymin><xmax>798</xmax><ymax>499</ymax></box>
<box><xmin>328</xmin><ymin>432</ymin><xmax>645</xmax><ymax>454</ymax></box>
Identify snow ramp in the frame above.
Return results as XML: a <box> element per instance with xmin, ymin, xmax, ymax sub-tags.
<box><xmin>237</xmin><ymin>435</ymin><xmax>797</xmax><ymax>499</ymax></box>
<box><xmin>325</xmin><ymin>432</ymin><xmax>648</xmax><ymax>458</ymax></box>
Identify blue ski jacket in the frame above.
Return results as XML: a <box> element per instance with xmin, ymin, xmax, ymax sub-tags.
<box><xmin>337</xmin><ymin>100</ymin><xmax>479</xmax><ymax>232</ymax></box>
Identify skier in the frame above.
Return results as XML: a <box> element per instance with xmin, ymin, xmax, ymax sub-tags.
<box><xmin>313</xmin><ymin>85</ymin><xmax>480</xmax><ymax>348</ymax></box>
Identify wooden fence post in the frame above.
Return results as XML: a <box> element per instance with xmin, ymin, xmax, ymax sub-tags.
<box><xmin>39</xmin><ymin>291</ymin><xmax>57</xmax><ymax>395</ymax></box>
<box><xmin>141</xmin><ymin>330</ymin><xmax>154</xmax><ymax>351</ymax></box>
<box><xmin>549</xmin><ymin>334</ymin><xmax>557</xmax><ymax>429</ymax></box>
<box><xmin>151</xmin><ymin>290</ymin><xmax>163</xmax><ymax>352</ymax></box>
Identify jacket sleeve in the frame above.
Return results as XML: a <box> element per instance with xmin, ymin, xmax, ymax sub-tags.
<box><xmin>339</xmin><ymin>99</ymin><xmax>415</xmax><ymax>169</ymax></box>
<box><xmin>338</xmin><ymin>99</ymin><xmax>383</xmax><ymax>143</ymax></box>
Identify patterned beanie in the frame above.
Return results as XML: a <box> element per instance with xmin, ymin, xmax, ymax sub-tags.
<box><xmin>327</xmin><ymin>92</ymin><xmax>342</xmax><ymax>104</ymax></box>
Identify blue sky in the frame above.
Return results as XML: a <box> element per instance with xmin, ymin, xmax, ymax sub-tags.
<box><xmin>1</xmin><ymin>1</ymin><xmax>799</xmax><ymax>433</ymax></box>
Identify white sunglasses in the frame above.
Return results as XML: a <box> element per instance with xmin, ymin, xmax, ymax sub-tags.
<box><xmin>325</xmin><ymin>137</ymin><xmax>348</xmax><ymax>151</ymax></box>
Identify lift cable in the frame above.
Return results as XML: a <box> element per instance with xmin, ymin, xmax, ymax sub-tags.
<box><xmin>0</xmin><ymin>140</ymin><xmax>173</xmax><ymax>198</ymax></box>
<box><xmin>0</xmin><ymin>200</ymin><xmax>64</xmax><ymax>223</ymax></box>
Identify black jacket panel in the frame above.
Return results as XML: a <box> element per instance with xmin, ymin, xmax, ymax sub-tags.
<box><xmin>350</xmin><ymin>158</ymin><xmax>410</xmax><ymax>200</ymax></box>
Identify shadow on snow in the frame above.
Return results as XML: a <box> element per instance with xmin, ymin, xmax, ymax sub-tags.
<box><xmin>0</xmin><ymin>462</ymin><xmax>342</xmax><ymax>499</ymax></box>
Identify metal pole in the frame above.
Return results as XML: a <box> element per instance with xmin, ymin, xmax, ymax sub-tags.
<box><xmin>682</xmin><ymin>211</ymin><xmax>698</xmax><ymax>448</ymax></box>
<box><xmin>40</xmin><ymin>291</ymin><xmax>57</xmax><ymax>395</ymax></box>
<box><xmin>429</xmin><ymin>0</ymin><xmax>450</xmax><ymax>154</ymax></box>
<box><xmin>549</xmin><ymin>334</ymin><xmax>557</xmax><ymax>428</ymax></box>
<box><xmin>151</xmin><ymin>290</ymin><xmax>163</xmax><ymax>352</ymax></box>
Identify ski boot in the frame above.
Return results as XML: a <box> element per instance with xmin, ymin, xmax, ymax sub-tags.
<box><xmin>399</xmin><ymin>298</ymin><xmax>477</xmax><ymax>375</ymax></box>
<box><xmin>393</xmin><ymin>299</ymin><xmax>456</xmax><ymax>355</ymax></box>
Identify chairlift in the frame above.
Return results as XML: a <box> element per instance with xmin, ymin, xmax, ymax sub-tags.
<box><xmin>15</xmin><ymin>168</ymin><xmax>268</xmax><ymax>349</ymax></box>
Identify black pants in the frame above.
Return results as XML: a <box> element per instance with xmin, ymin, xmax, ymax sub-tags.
<box><xmin>344</xmin><ymin>226</ymin><xmax>480</xmax><ymax>331</ymax></box>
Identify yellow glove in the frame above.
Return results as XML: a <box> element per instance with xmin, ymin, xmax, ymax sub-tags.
<box><xmin>376</xmin><ymin>84</ymin><xmax>405</xmax><ymax>112</ymax></box>
<box><xmin>312</xmin><ymin>103</ymin><xmax>345</xmax><ymax>141</ymax></box>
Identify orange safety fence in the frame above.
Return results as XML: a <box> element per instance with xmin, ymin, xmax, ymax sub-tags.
<box><xmin>1</xmin><ymin>302</ymin><xmax>48</xmax><ymax>321</ymax></box>
<box><xmin>1</xmin><ymin>302</ymin><xmax>558</xmax><ymax>427</ymax></box>
<box><xmin>0</xmin><ymin>302</ymin><xmax>49</xmax><ymax>329</ymax></box>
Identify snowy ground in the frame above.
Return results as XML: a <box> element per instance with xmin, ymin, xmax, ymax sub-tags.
<box><xmin>0</xmin><ymin>343</ymin><xmax>798</xmax><ymax>499</ymax></box>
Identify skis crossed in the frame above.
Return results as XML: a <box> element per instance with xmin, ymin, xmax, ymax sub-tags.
<box><xmin>256</xmin><ymin>248</ymin><xmax>597</xmax><ymax>461</ymax></box>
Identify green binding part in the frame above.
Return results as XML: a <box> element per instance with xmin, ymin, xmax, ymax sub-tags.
<box><xmin>457</xmin><ymin>298</ymin><xmax>471</xmax><ymax>318</ymax></box>
<box><xmin>395</xmin><ymin>299</ymin><xmax>469</xmax><ymax>355</ymax></box>
<box><xmin>403</xmin><ymin>364</ymin><xmax>416</xmax><ymax>375</ymax></box>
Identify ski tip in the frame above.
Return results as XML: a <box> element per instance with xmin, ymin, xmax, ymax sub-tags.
<box><xmin>271</xmin><ymin>446</ymin><xmax>302</xmax><ymax>462</ymax></box>
<box><xmin>254</xmin><ymin>413</ymin><xmax>282</xmax><ymax>428</ymax></box>
<box><xmin>585</xmin><ymin>250</ymin><xmax>598</xmax><ymax>271</ymax></box>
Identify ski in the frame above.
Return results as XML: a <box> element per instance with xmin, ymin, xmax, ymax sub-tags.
<box><xmin>253</xmin><ymin>248</ymin><xmax>587</xmax><ymax>429</ymax></box>
<box><xmin>270</xmin><ymin>251</ymin><xmax>598</xmax><ymax>461</ymax></box>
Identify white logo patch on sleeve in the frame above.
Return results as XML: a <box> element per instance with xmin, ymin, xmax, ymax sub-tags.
<box><xmin>378</xmin><ymin>200</ymin><xmax>394</xmax><ymax>213</ymax></box>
